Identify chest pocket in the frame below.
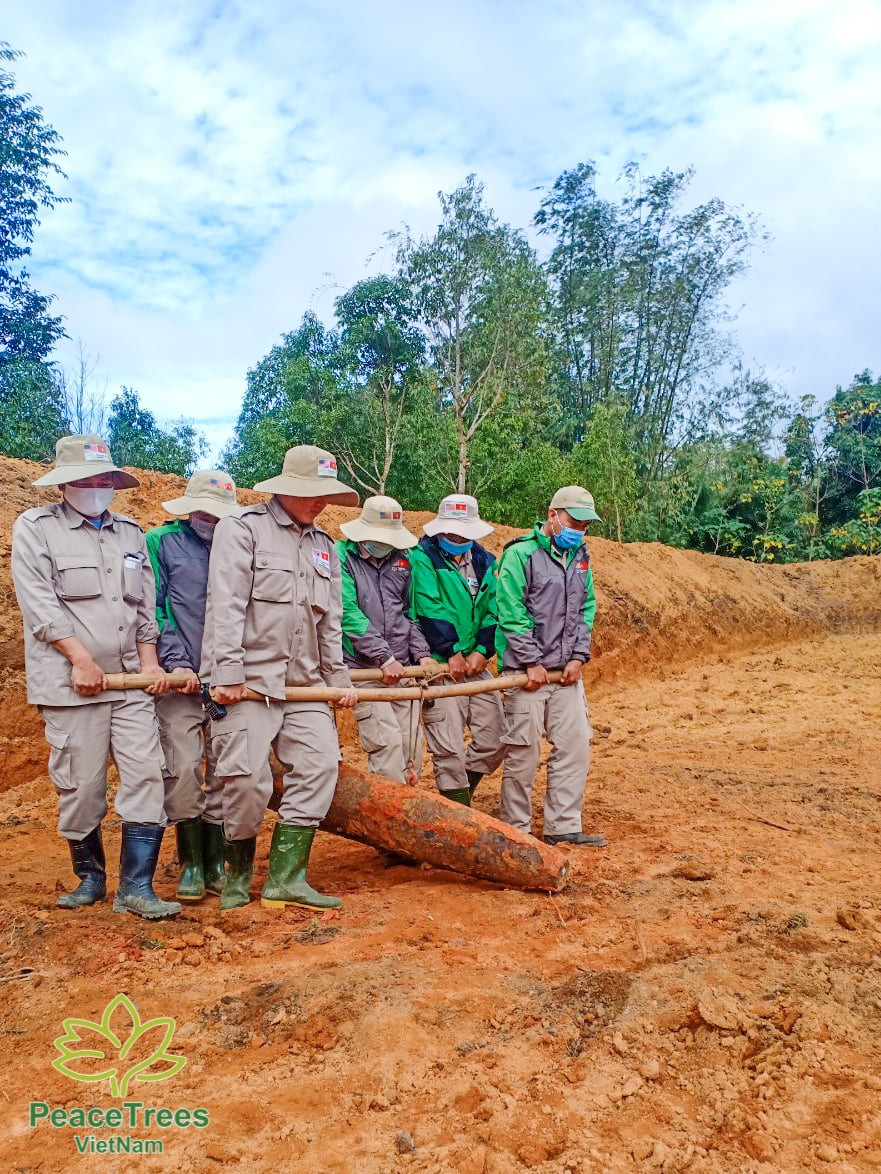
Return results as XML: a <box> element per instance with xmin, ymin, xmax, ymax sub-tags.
<box><xmin>309</xmin><ymin>558</ymin><xmax>332</xmax><ymax>614</ymax></box>
<box><xmin>123</xmin><ymin>556</ymin><xmax>144</xmax><ymax>602</ymax></box>
<box><xmin>253</xmin><ymin>552</ymin><xmax>295</xmax><ymax>603</ymax></box>
<box><xmin>55</xmin><ymin>555</ymin><xmax>101</xmax><ymax>601</ymax></box>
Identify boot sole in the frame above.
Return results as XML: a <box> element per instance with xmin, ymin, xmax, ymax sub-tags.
<box><xmin>261</xmin><ymin>897</ymin><xmax>342</xmax><ymax>910</ymax></box>
<box><xmin>176</xmin><ymin>893</ymin><xmax>205</xmax><ymax>902</ymax></box>
<box><xmin>113</xmin><ymin>898</ymin><xmax>182</xmax><ymax>919</ymax></box>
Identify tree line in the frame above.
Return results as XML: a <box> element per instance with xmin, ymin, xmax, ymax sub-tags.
<box><xmin>2</xmin><ymin>44</ymin><xmax>878</xmax><ymax>560</ymax></box>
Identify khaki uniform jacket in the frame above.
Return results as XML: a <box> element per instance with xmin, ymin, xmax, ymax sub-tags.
<box><xmin>200</xmin><ymin>496</ymin><xmax>351</xmax><ymax>700</ymax></box>
<box><xmin>11</xmin><ymin>503</ymin><xmax>159</xmax><ymax>706</ymax></box>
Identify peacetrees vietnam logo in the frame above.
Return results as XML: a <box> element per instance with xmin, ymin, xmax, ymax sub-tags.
<box><xmin>30</xmin><ymin>993</ymin><xmax>210</xmax><ymax>1156</ymax></box>
<box><xmin>52</xmin><ymin>992</ymin><xmax>185</xmax><ymax>1097</ymax></box>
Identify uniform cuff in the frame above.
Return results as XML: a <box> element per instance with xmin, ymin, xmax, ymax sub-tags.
<box><xmin>35</xmin><ymin>621</ymin><xmax>76</xmax><ymax>643</ymax></box>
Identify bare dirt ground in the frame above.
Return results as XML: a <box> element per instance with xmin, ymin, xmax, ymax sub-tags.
<box><xmin>1</xmin><ymin>456</ymin><xmax>880</xmax><ymax>1172</ymax></box>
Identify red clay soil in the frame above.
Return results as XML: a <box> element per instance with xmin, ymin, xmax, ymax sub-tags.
<box><xmin>0</xmin><ymin>455</ymin><xmax>880</xmax><ymax>1172</ymax></box>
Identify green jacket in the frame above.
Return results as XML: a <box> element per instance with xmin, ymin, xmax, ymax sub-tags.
<box><xmin>409</xmin><ymin>535</ymin><xmax>498</xmax><ymax>661</ymax></box>
<box><xmin>495</xmin><ymin>524</ymin><xmax>595</xmax><ymax>670</ymax></box>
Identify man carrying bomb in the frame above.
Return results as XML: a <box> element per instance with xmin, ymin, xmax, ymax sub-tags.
<box><xmin>146</xmin><ymin>470</ymin><xmax>239</xmax><ymax>901</ymax></box>
<box><xmin>202</xmin><ymin>445</ymin><xmax>358</xmax><ymax>911</ymax></box>
<box><xmin>336</xmin><ymin>495</ymin><xmax>435</xmax><ymax>782</ymax></box>
<box><xmin>495</xmin><ymin>486</ymin><xmax>606</xmax><ymax>847</ymax></box>
<box><xmin>11</xmin><ymin>434</ymin><xmax>181</xmax><ymax>919</ymax></box>
<box><xmin>409</xmin><ymin>494</ymin><xmax>506</xmax><ymax>806</ymax></box>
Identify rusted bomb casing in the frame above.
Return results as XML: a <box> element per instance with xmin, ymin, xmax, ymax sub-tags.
<box><xmin>273</xmin><ymin>765</ymin><xmax>569</xmax><ymax>893</ymax></box>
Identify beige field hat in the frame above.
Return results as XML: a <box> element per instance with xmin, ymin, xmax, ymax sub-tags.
<box><xmin>340</xmin><ymin>495</ymin><xmax>417</xmax><ymax>549</ymax></box>
<box><xmin>162</xmin><ymin>470</ymin><xmax>239</xmax><ymax>519</ymax></box>
<box><xmin>253</xmin><ymin>445</ymin><xmax>358</xmax><ymax>506</ymax></box>
<box><xmin>550</xmin><ymin>485</ymin><xmax>602</xmax><ymax>522</ymax></box>
<box><xmin>32</xmin><ymin>434</ymin><xmax>139</xmax><ymax>489</ymax></box>
<box><xmin>423</xmin><ymin>494</ymin><xmax>494</xmax><ymax>540</ymax></box>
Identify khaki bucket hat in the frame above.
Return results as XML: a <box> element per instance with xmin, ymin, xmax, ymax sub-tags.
<box><xmin>423</xmin><ymin>494</ymin><xmax>494</xmax><ymax>540</ymax></box>
<box><xmin>340</xmin><ymin>495</ymin><xmax>418</xmax><ymax>549</ymax></box>
<box><xmin>550</xmin><ymin>485</ymin><xmax>602</xmax><ymax>522</ymax></box>
<box><xmin>253</xmin><ymin>445</ymin><xmax>358</xmax><ymax>506</ymax></box>
<box><xmin>32</xmin><ymin>434</ymin><xmax>140</xmax><ymax>489</ymax></box>
<box><xmin>162</xmin><ymin>470</ymin><xmax>239</xmax><ymax>519</ymax></box>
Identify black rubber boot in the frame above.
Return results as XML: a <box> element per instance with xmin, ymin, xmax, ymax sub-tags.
<box><xmin>261</xmin><ymin>825</ymin><xmax>341</xmax><ymax>910</ymax></box>
<box><xmin>202</xmin><ymin>822</ymin><xmax>226</xmax><ymax>896</ymax></box>
<box><xmin>466</xmin><ymin>770</ymin><xmax>483</xmax><ymax>797</ymax></box>
<box><xmin>219</xmin><ymin>836</ymin><xmax>256</xmax><ymax>910</ymax></box>
<box><xmin>175</xmin><ymin>818</ymin><xmax>205</xmax><ymax>901</ymax></box>
<box><xmin>442</xmin><ymin>787</ymin><xmax>472</xmax><ymax>807</ymax></box>
<box><xmin>113</xmin><ymin>824</ymin><xmax>182</xmax><ymax>920</ymax></box>
<box><xmin>57</xmin><ymin>827</ymin><xmax>106</xmax><ymax>908</ymax></box>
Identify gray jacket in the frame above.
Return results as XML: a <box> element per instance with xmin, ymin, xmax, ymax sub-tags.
<box><xmin>495</xmin><ymin>524</ymin><xmax>597</xmax><ymax>671</ymax></box>
<box><xmin>145</xmin><ymin>520</ymin><xmax>210</xmax><ymax>673</ymax></box>
<box><xmin>335</xmin><ymin>539</ymin><xmax>431</xmax><ymax>668</ymax></box>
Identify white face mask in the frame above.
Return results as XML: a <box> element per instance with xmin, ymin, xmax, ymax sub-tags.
<box><xmin>189</xmin><ymin>516</ymin><xmax>217</xmax><ymax>543</ymax></box>
<box><xmin>359</xmin><ymin>540</ymin><xmax>394</xmax><ymax>559</ymax></box>
<box><xmin>64</xmin><ymin>486</ymin><xmax>115</xmax><ymax>518</ymax></box>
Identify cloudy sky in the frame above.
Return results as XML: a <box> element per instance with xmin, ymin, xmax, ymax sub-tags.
<box><xmin>5</xmin><ymin>0</ymin><xmax>881</xmax><ymax>455</ymax></box>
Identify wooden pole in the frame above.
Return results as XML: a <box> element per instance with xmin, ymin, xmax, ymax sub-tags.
<box><xmin>239</xmin><ymin>672</ymin><xmax>562</xmax><ymax>704</ymax></box>
<box><xmin>315</xmin><ymin>765</ymin><xmax>570</xmax><ymax>892</ymax></box>
<box><xmin>103</xmin><ymin>663</ymin><xmax>451</xmax><ymax>691</ymax></box>
<box><xmin>104</xmin><ymin>670</ymin><xmax>563</xmax><ymax>702</ymax></box>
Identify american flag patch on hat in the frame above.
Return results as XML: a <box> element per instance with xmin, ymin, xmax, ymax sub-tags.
<box><xmin>83</xmin><ymin>443</ymin><xmax>111</xmax><ymax>462</ymax></box>
<box><xmin>378</xmin><ymin>509</ymin><xmax>402</xmax><ymax>520</ymax></box>
<box><xmin>317</xmin><ymin>458</ymin><xmax>338</xmax><ymax>477</ymax></box>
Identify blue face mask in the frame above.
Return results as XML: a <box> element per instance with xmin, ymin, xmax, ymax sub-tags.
<box><xmin>438</xmin><ymin>536</ymin><xmax>473</xmax><ymax>556</ymax></box>
<box><xmin>552</xmin><ymin>524</ymin><xmax>584</xmax><ymax>550</ymax></box>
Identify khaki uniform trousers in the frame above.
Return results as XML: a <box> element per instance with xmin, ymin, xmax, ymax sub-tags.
<box><xmin>39</xmin><ymin>694</ymin><xmax>166</xmax><ymax>841</ymax></box>
<box><xmin>421</xmin><ymin>670</ymin><xmax>506</xmax><ymax>793</ymax></box>
<box><xmin>156</xmin><ymin>693</ymin><xmax>223</xmax><ymax>825</ymax></box>
<box><xmin>499</xmin><ymin>680</ymin><xmax>593</xmax><ymax>837</ymax></box>
<box><xmin>210</xmin><ymin>699</ymin><xmax>339</xmax><ymax>840</ymax></box>
<box><xmin>354</xmin><ymin>693</ymin><xmax>423</xmax><ymax>783</ymax></box>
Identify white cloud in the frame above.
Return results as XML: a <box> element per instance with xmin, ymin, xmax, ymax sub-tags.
<box><xmin>3</xmin><ymin>0</ymin><xmax>880</xmax><ymax>456</ymax></box>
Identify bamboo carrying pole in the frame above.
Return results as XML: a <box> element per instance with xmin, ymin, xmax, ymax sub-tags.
<box><xmin>104</xmin><ymin>663</ymin><xmax>451</xmax><ymax>691</ymax></box>
<box><xmin>103</xmin><ymin>670</ymin><xmax>564</xmax><ymax>702</ymax></box>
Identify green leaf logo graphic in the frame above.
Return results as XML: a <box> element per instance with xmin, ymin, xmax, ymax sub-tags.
<box><xmin>52</xmin><ymin>993</ymin><xmax>186</xmax><ymax>1098</ymax></box>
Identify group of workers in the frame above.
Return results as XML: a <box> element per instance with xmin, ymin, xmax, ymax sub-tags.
<box><xmin>11</xmin><ymin>433</ymin><xmax>605</xmax><ymax>922</ymax></box>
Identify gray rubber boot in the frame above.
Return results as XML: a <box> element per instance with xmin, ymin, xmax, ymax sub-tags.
<box><xmin>57</xmin><ymin>826</ymin><xmax>106</xmax><ymax>908</ymax></box>
<box><xmin>113</xmin><ymin>824</ymin><xmax>182</xmax><ymax>920</ymax></box>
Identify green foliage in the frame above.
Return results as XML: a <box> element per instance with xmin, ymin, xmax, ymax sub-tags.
<box><xmin>107</xmin><ymin>388</ymin><xmax>208</xmax><ymax>476</ymax></box>
<box><xmin>221</xmin><ymin>165</ymin><xmax>878</xmax><ymax>566</ymax></box>
<box><xmin>0</xmin><ymin>358</ymin><xmax>68</xmax><ymax>459</ymax></box>
<box><xmin>0</xmin><ymin>44</ymin><xmax>67</xmax><ymax>365</ymax></box>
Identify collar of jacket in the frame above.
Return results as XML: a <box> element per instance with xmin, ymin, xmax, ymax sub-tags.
<box><xmin>61</xmin><ymin>501</ymin><xmax>116</xmax><ymax>530</ymax></box>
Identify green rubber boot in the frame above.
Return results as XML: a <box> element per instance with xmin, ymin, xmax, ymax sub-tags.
<box><xmin>202</xmin><ymin>822</ymin><xmax>226</xmax><ymax>896</ymax></box>
<box><xmin>219</xmin><ymin>836</ymin><xmax>256</xmax><ymax>911</ymax></box>
<box><xmin>175</xmin><ymin>818</ymin><xmax>205</xmax><ymax>901</ymax></box>
<box><xmin>260</xmin><ymin>825</ymin><xmax>341</xmax><ymax>910</ymax></box>
<box><xmin>443</xmin><ymin>787</ymin><xmax>472</xmax><ymax>807</ymax></box>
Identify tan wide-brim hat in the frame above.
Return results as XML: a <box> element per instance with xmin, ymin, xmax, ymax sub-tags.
<box><xmin>32</xmin><ymin>434</ymin><xmax>140</xmax><ymax>489</ymax></box>
<box><xmin>340</xmin><ymin>495</ymin><xmax>418</xmax><ymax>548</ymax></box>
<box><xmin>253</xmin><ymin>445</ymin><xmax>358</xmax><ymax>505</ymax></box>
<box><xmin>423</xmin><ymin>493</ymin><xmax>493</xmax><ymax>540</ymax></box>
<box><xmin>162</xmin><ymin>469</ymin><xmax>239</xmax><ymax>519</ymax></box>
